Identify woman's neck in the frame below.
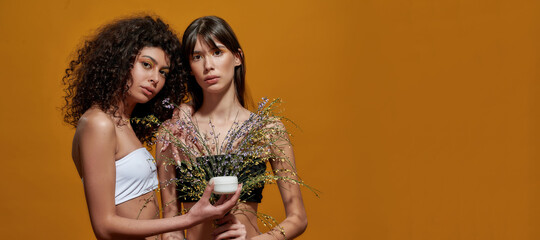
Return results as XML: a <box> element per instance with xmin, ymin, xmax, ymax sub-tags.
<box><xmin>198</xmin><ymin>85</ymin><xmax>243</xmax><ymax>122</ymax></box>
<box><xmin>114</xmin><ymin>99</ymin><xmax>136</xmax><ymax>121</ymax></box>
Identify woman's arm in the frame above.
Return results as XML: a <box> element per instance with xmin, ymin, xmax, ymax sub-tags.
<box><xmin>156</xmin><ymin>120</ymin><xmax>186</xmax><ymax>240</ymax></box>
<box><xmin>78</xmin><ymin>114</ymin><xmax>240</xmax><ymax>240</ymax></box>
<box><xmin>253</xmin><ymin>121</ymin><xmax>308</xmax><ymax>240</ymax></box>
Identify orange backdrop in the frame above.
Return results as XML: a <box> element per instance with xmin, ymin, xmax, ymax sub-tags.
<box><xmin>0</xmin><ymin>0</ymin><xmax>539</xmax><ymax>239</ymax></box>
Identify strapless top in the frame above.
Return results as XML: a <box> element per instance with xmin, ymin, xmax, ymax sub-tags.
<box><xmin>115</xmin><ymin>148</ymin><xmax>158</xmax><ymax>205</ymax></box>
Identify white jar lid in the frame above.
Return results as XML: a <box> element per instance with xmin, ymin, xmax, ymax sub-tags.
<box><xmin>211</xmin><ymin>176</ymin><xmax>238</xmax><ymax>184</ymax></box>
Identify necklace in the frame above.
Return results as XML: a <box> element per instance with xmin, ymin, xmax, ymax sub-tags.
<box><xmin>114</xmin><ymin>117</ymin><xmax>130</xmax><ymax>125</ymax></box>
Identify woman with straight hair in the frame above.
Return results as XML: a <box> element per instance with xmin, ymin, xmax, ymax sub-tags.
<box><xmin>157</xmin><ymin>16</ymin><xmax>307</xmax><ymax>240</ymax></box>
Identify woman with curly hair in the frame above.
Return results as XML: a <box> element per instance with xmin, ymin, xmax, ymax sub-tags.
<box><xmin>62</xmin><ymin>15</ymin><xmax>241</xmax><ymax>240</ymax></box>
<box><xmin>157</xmin><ymin>16</ymin><xmax>307</xmax><ymax>240</ymax></box>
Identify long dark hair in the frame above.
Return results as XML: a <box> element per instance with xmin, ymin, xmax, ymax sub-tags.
<box><xmin>62</xmin><ymin>15</ymin><xmax>185</xmax><ymax>145</ymax></box>
<box><xmin>181</xmin><ymin>16</ymin><xmax>250</xmax><ymax>111</ymax></box>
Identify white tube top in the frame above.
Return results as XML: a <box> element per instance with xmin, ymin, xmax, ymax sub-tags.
<box><xmin>115</xmin><ymin>147</ymin><xmax>158</xmax><ymax>205</ymax></box>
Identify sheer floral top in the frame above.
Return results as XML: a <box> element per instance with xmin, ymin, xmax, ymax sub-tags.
<box><xmin>158</xmin><ymin>111</ymin><xmax>275</xmax><ymax>203</ymax></box>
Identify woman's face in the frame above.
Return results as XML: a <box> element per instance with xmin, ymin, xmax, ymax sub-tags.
<box><xmin>127</xmin><ymin>46</ymin><xmax>170</xmax><ymax>104</ymax></box>
<box><xmin>189</xmin><ymin>36</ymin><xmax>241</xmax><ymax>94</ymax></box>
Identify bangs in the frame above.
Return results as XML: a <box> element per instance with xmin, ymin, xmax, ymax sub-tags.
<box><xmin>185</xmin><ymin>32</ymin><xmax>219</xmax><ymax>58</ymax></box>
<box><xmin>184</xmin><ymin>22</ymin><xmax>236</xmax><ymax>58</ymax></box>
<box><xmin>200</xmin><ymin>32</ymin><xmax>219</xmax><ymax>51</ymax></box>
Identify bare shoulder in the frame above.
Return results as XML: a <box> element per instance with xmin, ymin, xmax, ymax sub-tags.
<box><xmin>166</xmin><ymin>103</ymin><xmax>195</xmax><ymax>128</ymax></box>
<box><xmin>76</xmin><ymin>108</ymin><xmax>116</xmax><ymax>137</ymax></box>
<box><xmin>72</xmin><ymin>108</ymin><xmax>116</xmax><ymax>176</ymax></box>
<box><xmin>172</xmin><ymin>103</ymin><xmax>194</xmax><ymax>119</ymax></box>
<box><xmin>157</xmin><ymin>118</ymin><xmax>176</xmax><ymax>135</ymax></box>
<box><xmin>158</xmin><ymin>113</ymin><xmax>185</xmax><ymax>134</ymax></box>
<box><xmin>241</xmin><ymin>108</ymin><xmax>256</xmax><ymax>122</ymax></box>
<box><xmin>263</xmin><ymin>116</ymin><xmax>286</xmax><ymax>129</ymax></box>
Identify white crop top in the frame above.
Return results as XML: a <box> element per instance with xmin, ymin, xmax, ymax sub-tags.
<box><xmin>115</xmin><ymin>147</ymin><xmax>159</xmax><ymax>205</ymax></box>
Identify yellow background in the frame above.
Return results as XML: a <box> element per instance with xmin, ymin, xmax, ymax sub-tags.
<box><xmin>0</xmin><ymin>0</ymin><xmax>538</xmax><ymax>239</ymax></box>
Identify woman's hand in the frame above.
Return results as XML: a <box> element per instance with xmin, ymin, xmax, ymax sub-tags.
<box><xmin>187</xmin><ymin>183</ymin><xmax>242</xmax><ymax>224</ymax></box>
<box><xmin>213</xmin><ymin>213</ymin><xmax>247</xmax><ymax>240</ymax></box>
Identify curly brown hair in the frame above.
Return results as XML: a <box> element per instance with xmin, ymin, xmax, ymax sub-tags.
<box><xmin>62</xmin><ymin>15</ymin><xmax>185</xmax><ymax>145</ymax></box>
